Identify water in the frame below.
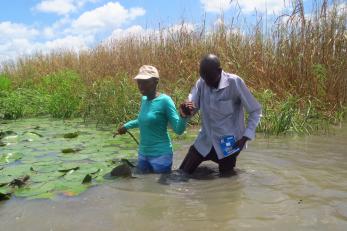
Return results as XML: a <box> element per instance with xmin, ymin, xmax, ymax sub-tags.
<box><xmin>1</xmin><ymin>119</ymin><xmax>347</xmax><ymax>231</ymax></box>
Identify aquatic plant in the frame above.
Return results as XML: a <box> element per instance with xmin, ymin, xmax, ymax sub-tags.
<box><xmin>0</xmin><ymin>118</ymin><xmax>195</xmax><ymax>200</ymax></box>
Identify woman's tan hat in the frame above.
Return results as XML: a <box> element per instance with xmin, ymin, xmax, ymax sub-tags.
<box><xmin>134</xmin><ymin>65</ymin><xmax>159</xmax><ymax>79</ymax></box>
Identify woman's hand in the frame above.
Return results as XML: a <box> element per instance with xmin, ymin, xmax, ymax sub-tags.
<box><xmin>114</xmin><ymin>125</ymin><xmax>127</xmax><ymax>137</ymax></box>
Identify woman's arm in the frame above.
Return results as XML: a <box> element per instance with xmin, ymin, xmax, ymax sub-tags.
<box><xmin>166</xmin><ymin>97</ymin><xmax>187</xmax><ymax>135</ymax></box>
<box><xmin>124</xmin><ymin>119</ymin><xmax>139</xmax><ymax>130</ymax></box>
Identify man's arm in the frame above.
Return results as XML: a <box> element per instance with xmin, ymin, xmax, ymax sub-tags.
<box><xmin>236</xmin><ymin>77</ymin><xmax>262</xmax><ymax>140</ymax></box>
<box><xmin>180</xmin><ymin>78</ymin><xmax>202</xmax><ymax>117</ymax></box>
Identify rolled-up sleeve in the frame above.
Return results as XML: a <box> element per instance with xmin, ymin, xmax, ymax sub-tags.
<box><xmin>188</xmin><ymin>78</ymin><xmax>202</xmax><ymax>115</ymax></box>
<box><xmin>235</xmin><ymin>78</ymin><xmax>262</xmax><ymax>140</ymax></box>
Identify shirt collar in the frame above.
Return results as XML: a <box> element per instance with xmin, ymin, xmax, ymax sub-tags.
<box><xmin>217</xmin><ymin>71</ymin><xmax>229</xmax><ymax>90</ymax></box>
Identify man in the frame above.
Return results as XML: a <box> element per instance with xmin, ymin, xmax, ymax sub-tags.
<box><xmin>179</xmin><ymin>54</ymin><xmax>262</xmax><ymax>176</ymax></box>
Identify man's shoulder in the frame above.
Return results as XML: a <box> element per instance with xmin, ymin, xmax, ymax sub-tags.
<box><xmin>222</xmin><ymin>71</ymin><xmax>245</xmax><ymax>88</ymax></box>
<box><xmin>223</xmin><ymin>71</ymin><xmax>243</xmax><ymax>81</ymax></box>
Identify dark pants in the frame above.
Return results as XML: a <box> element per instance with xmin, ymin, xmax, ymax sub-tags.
<box><xmin>179</xmin><ymin>145</ymin><xmax>239</xmax><ymax>175</ymax></box>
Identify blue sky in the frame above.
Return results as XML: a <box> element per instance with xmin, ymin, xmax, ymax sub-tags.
<box><xmin>0</xmin><ymin>0</ymin><xmax>344</xmax><ymax>63</ymax></box>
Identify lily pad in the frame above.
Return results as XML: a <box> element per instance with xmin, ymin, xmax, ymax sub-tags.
<box><xmin>58</xmin><ymin>166</ymin><xmax>80</xmax><ymax>173</ymax></box>
<box><xmin>0</xmin><ymin>117</ymin><xmax>191</xmax><ymax>199</ymax></box>
<box><xmin>82</xmin><ymin>174</ymin><xmax>92</xmax><ymax>184</ymax></box>
<box><xmin>0</xmin><ymin>190</ymin><xmax>11</xmax><ymax>201</ymax></box>
<box><xmin>0</xmin><ymin>153</ymin><xmax>23</xmax><ymax>164</ymax></box>
<box><xmin>110</xmin><ymin>164</ymin><xmax>132</xmax><ymax>177</ymax></box>
<box><xmin>61</xmin><ymin>148</ymin><xmax>81</xmax><ymax>153</ymax></box>
<box><xmin>63</xmin><ymin>132</ymin><xmax>79</xmax><ymax>139</ymax></box>
<box><xmin>9</xmin><ymin>175</ymin><xmax>30</xmax><ymax>188</ymax></box>
<box><xmin>24</xmin><ymin>131</ymin><xmax>43</xmax><ymax>137</ymax></box>
<box><xmin>14</xmin><ymin>182</ymin><xmax>55</xmax><ymax>199</ymax></box>
<box><xmin>0</xmin><ymin>130</ymin><xmax>17</xmax><ymax>139</ymax></box>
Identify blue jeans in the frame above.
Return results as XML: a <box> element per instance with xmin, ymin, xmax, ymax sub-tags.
<box><xmin>137</xmin><ymin>153</ymin><xmax>173</xmax><ymax>173</ymax></box>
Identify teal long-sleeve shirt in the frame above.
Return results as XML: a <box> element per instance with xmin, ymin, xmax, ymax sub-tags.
<box><xmin>124</xmin><ymin>93</ymin><xmax>187</xmax><ymax>156</ymax></box>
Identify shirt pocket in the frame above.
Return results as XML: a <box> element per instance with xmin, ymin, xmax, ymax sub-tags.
<box><xmin>213</xmin><ymin>99</ymin><xmax>234</xmax><ymax>116</ymax></box>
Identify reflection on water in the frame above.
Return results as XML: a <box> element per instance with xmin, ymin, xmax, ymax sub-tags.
<box><xmin>1</xmin><ymin>121</ymin><xmax>347</xmax><ymax>231</ymax></box>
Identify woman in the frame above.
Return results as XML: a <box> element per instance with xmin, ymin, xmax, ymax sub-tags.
<box><xmin>116</xmin><ymin>65</ymin><xmax>188</xmax><ymax>173</ymax></box>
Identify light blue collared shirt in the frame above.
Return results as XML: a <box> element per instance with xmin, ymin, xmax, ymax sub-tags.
<box><xmin>189</xmin><ymin>71</ymin><xmax>262</xmax><ymax>159</ymax></box>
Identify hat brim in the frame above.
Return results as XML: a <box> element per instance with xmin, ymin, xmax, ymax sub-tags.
<box><xmin>133</xmin><ymin>75</ymin><xmax>159</xmax><ymax>80</ymax></box>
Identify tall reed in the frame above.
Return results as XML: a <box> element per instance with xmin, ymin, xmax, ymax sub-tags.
<box><xmin>0</xmin><ymin>0</ymin><xmax>346</xmax><ymax>134</ymax></box>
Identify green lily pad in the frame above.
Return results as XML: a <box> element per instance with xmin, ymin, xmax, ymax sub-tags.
<box><xmin>0</xmin><ymin>152</ymin><xmax>24</xmax><ymax>164</ymax></box>
<box><xmin>24</xmin><ymin>131</ymin><xmax>43</xmax><ymax>137</ymax></box>
<box><xmin>58</xmin><ymin>166</ymin><xmax>80</xmax><ymax>173</ymax></box>
<box><xmin>0</xmin><ymin>191</ymin><xmax>11</xmax><ymax>201</ymax></box>
<box><xmin>61</xmin><ymin>148</ymin><xmax>81</xmax><ymax>153</ymax></box>
<box><xmin>30</xmin><ymin>170</ymin><xmax>62</xmax><ymax>183</ymax></box>
<box><xmin>0</xmin><ymin>118</ymin><xmax>194</xmax><ymax>200</ymax></box>
<box><xmin>63</xmin><ymin>132</ymin><xmax>79</xmax><ymax>139</ymax></box>
<box><xmin>1</xmin><ymin>165</ymin><xmax>31</xmax><ymax>178</ymax></box>
<box><xmin>82</xmin><ymin>174</ymin><xmax>92</xmax><ymax>184</ymax></box>
<box><xmin>58</xmin><ymin>154</ymin><xmax>89</xmax><ymax>161</ymax></box>
<box><xmin>1</xmin><ymin>135</ymin><xmax>19</xmax><ymax>142</ymax></box>
<box><xmin>0</xmin><ymin>131</ymin><xmax>17</xmax><ymax>139</ymax></box>
<box><xmin>14</xmin><ymin>182</ymin><xmax>55</xmax><ymax>199</ymax></box>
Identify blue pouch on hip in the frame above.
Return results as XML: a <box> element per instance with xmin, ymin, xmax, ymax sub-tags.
<box><xmin>220</xmin><ymin>135</ymin><xmax>240</xmax><ymax>157</ymax></box>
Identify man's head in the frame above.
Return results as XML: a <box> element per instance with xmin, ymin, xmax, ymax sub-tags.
<box><xmin>199</xmin><ymin>54</ymin><xmax>222</xmax><ymax>88</ymax></box>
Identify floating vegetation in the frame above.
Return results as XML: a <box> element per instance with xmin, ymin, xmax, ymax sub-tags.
<box><xmin>0</xmin><ymin>118</ymin><xmax>193</xmax><ymax>200</ymax></box>
<box><xmin>81</xmin><ymin>174</ymin><xmax>92</xmax><ymax>184</ymax></box>
<box><xmin>24</xmin><ymin>131</ymin><xmax>43</xmax><ymax>137</ymax></box>
<box><xmin>8</xmin><ymin>175</ymin><xmax>30</xmax><ymax>188</ymax></box>
<box><xmin>63</xmin><ymin>132</ymin><xmax>79</xmax><ymax>139</ymax></box>
<box><xmin>61</xmin><ymin>148</ymin><xmax>81</xmax><ymax>154</ymax></box>
<box><xmin>110</xmin><ymin>164</ymin><xmax>132</xmax><ymax>178</ymax></box>
<box><xmin>0</xmin><ymin>131</ymin><xmax>17</xmax><ymax>139</ymax></box>
<box><xmin>0</xmin><ymin>191</ymin><xmax>11</xmax><ymax>201</ymax></box>
<box><xmin>0</xmin><ymin>119</ymin><xmax>137</xmax><ymax>199</ymax></box>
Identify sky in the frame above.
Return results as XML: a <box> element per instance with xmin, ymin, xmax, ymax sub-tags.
<box><xmin>0</xmin><ymin>0</ymin><xmax>343</xmax><ymax>63</ymax></box>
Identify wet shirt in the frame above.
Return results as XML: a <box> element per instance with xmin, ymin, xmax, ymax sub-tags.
<box><xmin>124</xmin><ymin>94</ymin><xmax>187</xmax><ymax>156</ymax></box>
<box><xmin>189</xmin><ymin>71</ymin><xmax>262</xmax><ymax>159</ymax></box>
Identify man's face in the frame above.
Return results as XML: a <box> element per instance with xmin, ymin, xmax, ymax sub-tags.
<box><xmin>199</xmin><ymin>64</ymin><xmax>221</xmax><ymax>88</ymax></box>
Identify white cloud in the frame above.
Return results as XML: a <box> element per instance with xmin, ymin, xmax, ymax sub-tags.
<box><xmin>35</xmin><ymin>0</ymin><xmax>77</xmax><ymax>15</ymax></box>
<box><xmin>238</xmin><ymin>0</ymin><xmax>286</xmax><ymax>14</ymax></box>
<box><xmin>0</xmin><ymin>2</ymin><xmax>145</xmax><ymax>63</ymax></box>
<box><xmin>201</xmin><ymin>0</ymin><xmax>232</xmax><ymax>13</ymax></box>
<box><xmin>334</xmin><ymin>2</ymin><xmax>346</xmax><ymax>15</ymax></box>
<box><xmin>0</xmin><ymin>22</ymin><xmax>39</xmax><ymax>61</ymax></box>
<box><xmin>104</xmin><ymin>23</ymin><xmax>195</xmax><ymax>44</ymax></box>
<box><xmin>70</xmin><ymin>2</ymin><xmax>145</xmax><ymax>34</ymax></box>
<box><xmin>0</xmin><ymin>20</ymin><xmax>92</xmax><ymax>62</ymax></box>
<box><xmin>42</xmin><ymin>16</ymin><xmax>72</xmax><ymax>39</ymax></box>
<box><xmin>166</xmin><ymin>23</ymin><xmax>195</xmax><ymax>34</ymax></box>
<box><xmin>0</xmin><ymin>38</ymin><xmax>34</xmax><ymax>62</ymax></box>
<box><xmin>34</xmin><ymin>0</ymin><xmax>98</xmax><ymax>15</ymax></box>
<box><xmin>0</xmin><ymin>21</ymin><xmax>38</xmax><ymax>40</ymax></box>
<box><xmin>108</xmin><ymin>25</ymin><xmax>148</xmax><ymax>40</ymax></box>
<box><xmin>201</xmin><ymin>0</ymin><xmax>287</xmax><ymax>14</ymax></box>
<box><xmin>38</xmin><ymin>35</ymin><xmax>93</xmax><ymax>51</ymax></box>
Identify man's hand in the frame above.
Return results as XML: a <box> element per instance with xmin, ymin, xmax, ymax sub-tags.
<box><xmin>179</xmin><ymin>101</ymin><xmax>195</xmax><ymax>118</ymax></box>
<box><xmin>114</xmin><ymin>125</ymin><xmax>127</xmax><ymax>137</ymax></box>
<box><xmin>235</xmin><ymin>136</ymin><xmax>249</xmax><ymax>151</ymax></box>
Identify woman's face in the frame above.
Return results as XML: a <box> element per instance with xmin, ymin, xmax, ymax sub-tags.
<box><xmin>136</xmin><ymin>78</ymin><xmax>158</xmax><ymax>96</ymax></box>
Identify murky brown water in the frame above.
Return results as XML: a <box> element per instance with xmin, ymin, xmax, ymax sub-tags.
<box><xmin>1</xmin><ymin>123</ymin><xmax>347</xmax><ymax>231</ymax></box>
